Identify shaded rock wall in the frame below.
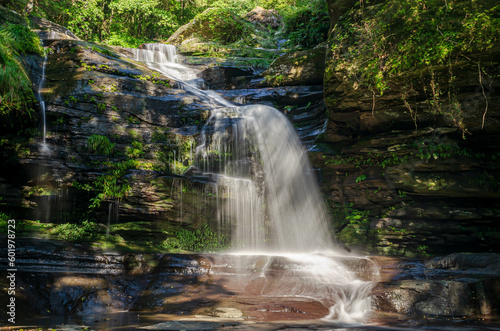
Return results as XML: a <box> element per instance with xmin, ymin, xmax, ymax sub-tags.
<box><xmin>318</xmin><ymin>0</ymin><xmax>500</xmax><ymax>256</ymax></box>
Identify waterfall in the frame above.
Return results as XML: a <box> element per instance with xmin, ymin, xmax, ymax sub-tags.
<box><xmin>125</xmin><ymin>43</ymin><xmax>200</xmax><ymax>83</ymax></box>
<box><xmin>123</xmin><ymin>43</ymin><xmax>377</xmax><ymax>324</ymax></box>
<box><xmin>129</xmin><ymin>43</ymin><xmax>177</xmax><ymax>63</ymax></box>
<box><xmin>37</xmin><ymin>55</ymin><xmax>49</xmax><ymax>152</ymax></box>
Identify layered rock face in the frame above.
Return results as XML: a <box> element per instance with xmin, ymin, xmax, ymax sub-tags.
<box><xmin>0</xmin><ymin>33</ymin><xmax>327</xmax><ymax>231</ymax></box>
<box><xmin>0</xmin><ymin>38</ymin><xmax>208</xmax><ymax>225</ymax></box>
<box><xmin>1</xmin><ymin>1</ymin><xmax>499</xmax><ymax>259</ymax></box>
<box><xmin>262</xmin><ymin>45</ymin><xmax>327</xmax><ymax>87</ymax></box>
<box><xmin>2</xmin><ymin>240</ymin><xmax>499</xmax><ymax>324</ymax></box>
<box><xmin>318</xmin><ymin>0</ymin><xmax>500</xmax><ymax>256</ymax></box>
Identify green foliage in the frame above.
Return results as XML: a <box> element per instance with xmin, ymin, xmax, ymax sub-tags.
<box><xmin>331</xmin><ymin>203</ymin><xmax>373</xmax><ymax>250</ymax></box>
<box><xmin>416</xmin><ymin>245</ymin><xmax>432</xmax><ymax>258</ymax></box>
<box><xmin>126</xmin><ymin>116</ymin><xmax>141</xmax><ymax>124</ymax></box>
<box><xmin>283</xmin><ymin>5</ymin><xmax>329</xmax><ymax>48</ymax></box>
<box><xmin>77</xmin><ymin>137</ymin><xmax>143</xmax><ymax>210</ymax></box>
<box><xmin>87</xmin><ymin>134</ymin><xmax>115</xmax><ymax>155</ymax></box>
<box><xmin>355</xmin><ymin>174</ymin><xmax>367</xmax><ymax>183</ymax></box>
<box><xmin>125</xmin><ymin>140</ymin><xmax>144</xmax><ymax>158</ymax></box>
<box><xmin>193</xmin><ymin>8</ymin><xmax>251</xmax><ymax>44</ymax></box>
<box><xmin>208</xmin><ymin>0</ymin><xmax>257</xmax><ymax>16</ymax></box>
<box><xmin>59</xmin><ymin>0</ymin><xmax>201</xmax><ymax>46</ymax></box>
<box><xmin>0</xmin><ymin>25</ymin><xmax>41</xmax><ymax>123</ymax></box>
<box><xmin>0</xmin><ymin>212</ymin><xmax>11</xmax><ymax>233</ymax></box>
<box><xmin>105</xmin><ymin>32</ymin><xmax>149</xmax><ymax>48</ymax></box>
<box><xmin>52</xmin><ymin>220</ymin><xmax>97</xmax><ymax>241</ymax></box>
<box><xmin>3</xmin><ymin>0</ymin><xmax>330</xmax><ymax>50</ymax></box>
<box><xmin>2</xmin><ymin>24</ymin><xmax>43</xmax><ymax>55</ymax></box>
<box><xmin>173</xmin><ymin>224</ymin><xmax>230</xmax><ymax>252</ymax></box>
<box><xmin>0</xmin><ymin>211</ymin><xmax>9</xmax><ymax>222</ymax></box>
<box><xmin>90</xmin><ymin>45</ymin><xmax>116</xmax><ymax>57</ymax></box>
<box><xmin>329</xmin><ymin>0</ymin><xmax>500</xmax><ymax>132</ymax></box>
<box><xmin>0</xmin><ymin>5</ymin><xmax>29</xmax><ymax>25</ymax></box>
<box><xmin>73</xmin><ymin>159</ymin><xmax>136</xmax><ymax>209</ymax></box>
<box><xmin>97</xmin><ymin>102</ymin><xmax>106</xmax><ymax>113</ymax></box>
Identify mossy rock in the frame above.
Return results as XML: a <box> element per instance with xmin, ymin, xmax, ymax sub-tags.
<box><xmin>29</xmin><ymin>15</ymin><xmax>80</xmax><ymax>40</ymax></box>
<box><xmin>0</xmin><ymin>6</ymin><xmax>27</xmax><ymax>26</ymax></box>
<box><xmin>166</xmin><ymin>8</ymin><xmax>251</xmax><ymax>45</ymax></box>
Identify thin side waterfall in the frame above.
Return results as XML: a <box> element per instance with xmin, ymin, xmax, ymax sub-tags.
<box><xmin>124</xmin><ymin>43</ymin><xmax>378</xmax><ymax>324</ymax></box>
<box><xmin>38</xmin><ymin>55</ymin><xmax>48</xmax><ymax>150</ymax></box>
<box><xmin>106</xmin><ymin>202</ymin><xmax>112</xmax><ymax>238</ymax></box>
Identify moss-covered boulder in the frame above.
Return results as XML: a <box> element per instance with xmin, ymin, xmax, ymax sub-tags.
<box><xmin>166</xmin><ymin>8</ymin><xmax>250</xmax><ymax>45</ymax></box>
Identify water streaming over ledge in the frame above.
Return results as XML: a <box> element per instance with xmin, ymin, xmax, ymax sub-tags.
<box><xmin>37</xmin><ymin>55</ymin><xmax>49</xmax><ymax>151</ymax></box>
<box><xmin>122</xmin><ymin>44</ymin><xmax>378</xmax><ymax>323</ymax></box>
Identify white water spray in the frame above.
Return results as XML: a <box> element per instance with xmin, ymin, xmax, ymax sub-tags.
<box><xmin>124</xmin><ymin>43</ymin><xmax>377</xmax><ymax>324</ymax></box>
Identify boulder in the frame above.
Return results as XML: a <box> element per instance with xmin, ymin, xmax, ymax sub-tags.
<box><xmin>245</xmin><ymin>6</ymin><xmax>282</xmax><ymax>29</ymax></box>
<box><xmin>29</xmin><ymin>15</ymin><xmax>80</xmax><ymax>40</ymax></box>
<box><xmin>166</xmin><ymin>8</ymin><xmax>249</xmax><ymax>45</ymax></box>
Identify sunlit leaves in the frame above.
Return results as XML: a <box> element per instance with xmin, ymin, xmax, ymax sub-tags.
<box><xmin>0</xmin><ymin>26</ymin><xmax>39</xmax><ymax>118</ymax></box>
<box><xmin>330</xmin><ymin>0</ymin><xmax>500</xmax><ymax>95</ymax></box>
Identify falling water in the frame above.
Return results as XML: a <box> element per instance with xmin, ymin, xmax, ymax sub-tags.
<box><xmin>130</xmin><ymin>43</ymin><xmax>178</xmax><ymax>63</ymax></box>
<box><xmin>37</xmin><ymin>55</ymin><xmax>49</xmax><ymax>151</ymax></box>
<box><xmin>124</xmin><ymin>43</ymin><xmax>377</xmax><ymax>324</ymax></box>
<box><xmin>106</xmin><ymin>202</ymin><xmax>112</xmax><ymax>238</ymax></box>
<box><xmin>125</xmin><ymin>43</ymin><xmax>200</xmax><ymax>83</ymax></box>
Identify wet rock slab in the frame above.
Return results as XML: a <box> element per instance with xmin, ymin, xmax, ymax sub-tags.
<box><xmin>1</xmin><ymin>242</ymin><xmax>500</xmax><ymax>329</ymax></box>
<box><xmin>372</xmin><ymin>253</ymin><xmax>500</xmax><ymax>318</ymax></box>
<box><xmin>0</xmin><ymin>240</ymin><xmax>369</xmax><ymax>324</ymax></box>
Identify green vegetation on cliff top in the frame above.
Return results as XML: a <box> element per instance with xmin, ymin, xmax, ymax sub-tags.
<box><xmin>2</xmin><ymin>0</ymin><xmax>329</xmax><ymax>48</ymax></box>
<box><xmin>327</xmin><ymin>0</ymin><xmax>499</xmax><ymax>134</ymax></box>
<box><xmin>330</xmin><ymin>0</ymin><xmax>500</xmax><ymax>94</ymax></box>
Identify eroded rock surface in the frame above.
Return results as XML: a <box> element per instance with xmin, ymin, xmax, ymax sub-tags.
<box><xmin>373</xmin><ymin>253</ymin><xmax>500</xmax><ymax>317</ymax></box>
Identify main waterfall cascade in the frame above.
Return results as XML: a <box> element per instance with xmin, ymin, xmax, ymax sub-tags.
<box><xmin>123</xmin><ymin>43</ymin><xmax>378</xmax><ymax>323</ymax></box>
